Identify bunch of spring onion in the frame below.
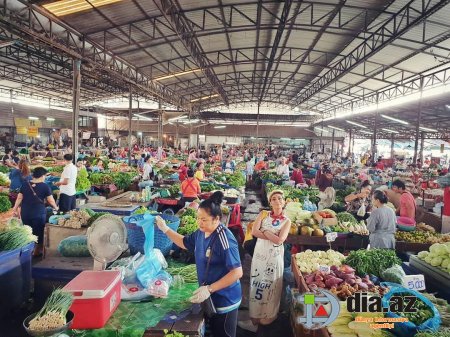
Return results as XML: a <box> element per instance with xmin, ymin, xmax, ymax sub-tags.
<box><xmin>28</xmin><ymin>289</ymin><xmax>73</xmax><ymax>331</ymax></box>
<box><xmin>0</xmin><ymin>224</ymin><xmax>37</xmax><ymax>251</ymax></box>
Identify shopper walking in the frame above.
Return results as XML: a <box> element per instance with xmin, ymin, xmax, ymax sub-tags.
<box><xmin>239</xmin><ymin>190</ymin><xmax>291</xmax><ymax>332</ymax></box>
<box><xmin>55</xmin><ymin>154</ymin><xmax>77</xmax><ymax>213</ymax></box>
<box><xmin>9</xmin><ymin>159</ymin><xmax>32</xmax><ymax>191</ymax></box>
<box><xmin>12</xmin><ymin>167</ymin><xmax>58</xmax><ymax>256</ymax></box>
<box><xmin>155</xmin><ymin>191</ymin><xmax>243</xmax><ymax>337</ymax></box>
<box><xmin>367</xmin><ymin>190</ymin><xmax>397</xmax><ymax>249</ymax></box>
<box><xmin>138</xmin><ymin>156</ymin><xmax>154</xmax><ymax>190</ymax></box>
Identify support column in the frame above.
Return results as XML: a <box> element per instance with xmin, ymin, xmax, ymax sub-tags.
<box><xmin>413</xmin><ymin>78</ymin><xmax>424</xmax><ymax>164</ymax></box>
<box><xmin>331</xmin><ymin>130</ymin><xmax>335</xmax><ymax>159</ymax></box>
<box><xmin>196</xmin><ymin>127</ymin><xmax>200</xmax><ymax>151</ymax></box>
<box><xmin>348</xmin><ymin>129</ymin><xmax>352</xmax><ymax>156</ymax></box>
<box><xmin>128</xmin><ymin>87</ymin><xmax>132</xmax><ymax>165</ymax></box>
<box><xmin>158</xmin><ymin>100</ymin><xmax>163</xmax><ymax>147</ymax></box>
<box><xmin>72</xmin><ymin>59</ymin><xmax>81</xmax><ymax>162</ymax></box>
<box><xmin>419</xmin><ymin>132</ymin><xmax>425</xmax><ymax>165</ymax></box>
<box><xmin>256</xmin><ymin>104</ymin><xmax>260</xmax><ymax>140</ymax></box>
<box><xmin>390</xmin><ymin>134</ymin><xmax>395</xmax><ymax>160</ymax></box>
<box><xmin>188</xmin><ymin>116</ymin><xmax>192</xmax><ymax>149</ymax></box>
<box><xmin>372</xmin><ymin>96</ymin><xmax>379</xmax><ymax>160</ymax></box>
<box><xmin>175</xmin><ymin>122</ymin><xmax>179</xmax><ymax>149</ymax></box>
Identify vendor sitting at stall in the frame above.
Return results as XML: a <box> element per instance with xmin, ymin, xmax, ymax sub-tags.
<box><xmin>276</xmin><ymin>157</ymin><xmax>290</xmax><ymax>179</ymax></box>
<box><xmin>367</xmin><ymin>190</ymin><xmax>396</xmax><ymax>249</ymax></box>
<box><xmin>222</xmin><ymin>156</ymin><xmax>235</xmax><ymax>173</ymax></box>
<box><xmin>392</xmin><ymin>179</ymin><xmax>416</xmax><ymax>220</ymax></box>
<box><xmin>92</xmin><ymin>159</ymin><xmax>105</xmax><ymax>172</ymax></box>
<box><xmin>181</xmin><ymin>169</ymin><xmax>201</xmax><ymax>204</ymax></box>
<box><xmin>316</xmin><ymin>166</ymin><xmax>334</xmax><ymax>192</ymax></box>
<box><xmin>345</xmin><ymin>180</ymin><xmax>372</xmax><ymax>221</ymax></box>
<box><xmin>291</xmin><ymin>164</ymin><xmax>304</xmax><ymax>186</ymax></box>
<box><xmin>138</xmin><ymin>156</ymin><xmax>154</xmax><ymax>190</ymax></box>
<box><xmin>254</xmin><ymin>158</ymin><xmax>268</xmax><ymax>171</ymax></box>
<box><xmin>178</xmin><ymin>163</ymin><xmax>188</xmax><ymax>182</ymax></box>
<box><xmin>195</xmin><ymin>162</ymin><xmax>206</xmax><ymax>181</ymax></box>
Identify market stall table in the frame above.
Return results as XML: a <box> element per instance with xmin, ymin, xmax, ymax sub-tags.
<box><xmin>79</xmin><ymin>191</ymin><xmax>154</xmax><ymax>216</ymax></box>
<box><xmin>286</xmin><ymin>234</ymin><xmax>369</xmax><ymax>251</ymax></box>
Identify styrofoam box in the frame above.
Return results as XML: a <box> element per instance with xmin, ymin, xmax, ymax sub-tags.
<box><xmin>63</xmin><ymin>270</ymin><xmax>121</xmax><ymax>329</ymax></box>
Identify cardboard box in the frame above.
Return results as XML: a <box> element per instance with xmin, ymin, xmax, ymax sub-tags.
<box><xmin>313</xmin><ymin>212</ymin><xmax>338</xmax><ymax>227</ymax></box>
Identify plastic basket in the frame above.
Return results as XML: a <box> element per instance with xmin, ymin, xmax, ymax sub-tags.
<box><xmin>124</xmin><ymin>210</ymin><xmax>180</xmax><ymax>256</ymax></box>
<box><xmin>156</xmin><ymin>198</ymin><xmax>179</xmax><ymax>206</ymax></box>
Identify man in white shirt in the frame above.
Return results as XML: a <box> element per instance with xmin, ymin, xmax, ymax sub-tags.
<box><xmin>276</xmin><ymin>157</ymin><xmax>290</xmax><ymax>178</ymax></box>
<box><xmin>55</xmin><ymin>154</ymin><xmax>78</xmax><ymax>212</ymax></box>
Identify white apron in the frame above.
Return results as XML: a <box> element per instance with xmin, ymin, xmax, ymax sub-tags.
<box><xmin>249</xmin><ymin>214</ymin><xmax>288</xmax><ymax>320</ymax></box>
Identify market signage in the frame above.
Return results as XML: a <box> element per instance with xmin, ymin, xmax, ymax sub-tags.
<box><xmin>27</xmin><ymin>127</ymin><xmax>39</xmax><ymax>137</ymax></box>
<box><xmin>14</xmin><ymin>117</ymin><xmax>42</xmax><ymax>128</ymax></box>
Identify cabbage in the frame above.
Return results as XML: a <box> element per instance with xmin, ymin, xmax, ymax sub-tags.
<box><xmin>430</xmin><ymin>243</ymin><xmax>447</xmax><ymax>255</ymax></box>
<box><xmin>441</xmin><ymin>258</ymin><xmax>450</xmax><ymax>269</ymax></box>
<box><xmin>418</xmin><ymin>251</ymin><xmax>429</xmax><ymax>259</ymax></box>
<box><xmin>284</xmin><ymin>202</ymin><xmax>303</xmax><ymax>221</ymax></box>
<box><xmin>431</xmin><ymin>256</ymin><xmax>443</xmax><ymax>267</ymax></box>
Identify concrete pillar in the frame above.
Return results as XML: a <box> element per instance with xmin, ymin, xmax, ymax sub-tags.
<box><xmin>72</xmin><ymin>59</ymin><xmax>81</xmax><ymax>162</ymax></box>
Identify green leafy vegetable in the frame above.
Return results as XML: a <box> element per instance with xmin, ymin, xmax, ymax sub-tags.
<box><xmin>344</xmin><ymin>248</ymin><xmax>401</xmax><ymax>277</ymax></box>
<box><xmin>0</xmin><ymin>195</ymin><xmax>11</xmax><ymax>213</ymax></box>
<box><xmin>75</xmin><ymin>168</ymin><xmax>91</xmax><ymax>192</ymax></box>
<box><xmin>112</xmin><ymin>172</ymin><xmax>133</xmax><ymax>190</ymax></box>
<box><xmin>0</xmin><ymin>166</ymin><xmax>10</xmax><ymax>174</ymax></box>
<box><xmin>178</xmin><ymin>215</ymin><xmax>198</xmax><ymax>235</ymax></box>
<box><xmin>0</xmin><ymin>222</ymin><xmax>37</xmax><ymax>250</ymax></box>
<box><xmin>336</xmin><ymin>212</ymin><xmax>358</xmax><ymax>226</ymax></box>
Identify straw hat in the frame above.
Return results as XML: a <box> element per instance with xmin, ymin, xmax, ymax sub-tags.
<box><xmin>268</xmin><ymin>189</ymin><xmax>285</xmax><ymax>200</ymax></box>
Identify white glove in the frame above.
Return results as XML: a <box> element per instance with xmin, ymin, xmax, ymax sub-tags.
<box><xmin>155</xmin><ymin>216</ymin><xmax>169</xmax><ymax>234</ymax></box>
<box><xmin>189</xmin><ymin>285</ymin><xmax>211</xmax><ymax>303</ymax></box>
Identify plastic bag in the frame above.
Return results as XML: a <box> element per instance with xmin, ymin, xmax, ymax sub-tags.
<box><xmin>134</xmin><ymin>214</ymin><xmax>165</xmax><ymax>288</ymax></box>
<box><xmin>147</xmin><ymin>270</ymin><xmax>173</xmax><ymax>298</ymax></box>
<box><xmin>382</xmin><ymin>287</ymin><xmax>441</xmax><ymax>337</ymax></box>
<box><xmin>57</xmin><ymin>235</ymin><xmax>90</xmax><ymax>257</ymax></box>
<box><xmin>381</xmin><ymin>265</ymin><xmax>406</xmax><ymax>285</ymax></box>
<box><xmin>357</xmin><ymin>202</ymin><xmax>366</xmax><ymax>217</ymax></box>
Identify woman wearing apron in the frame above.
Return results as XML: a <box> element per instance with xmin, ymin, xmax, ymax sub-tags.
<box><xmin>239</xmin><ymin>190</ymin><xmax>291</xmax><ymax>332</ymax></box>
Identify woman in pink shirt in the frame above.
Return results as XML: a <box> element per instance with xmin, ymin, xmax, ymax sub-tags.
<box><xmin>392</xmin><ymin>179</ymin><xmax>416</xmax><ymax>220</ymax></box>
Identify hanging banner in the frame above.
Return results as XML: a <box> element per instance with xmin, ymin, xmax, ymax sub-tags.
<box><xmin>82</xmin><ymin>132</ymin><xmax>91</xmax><ymax>140</ymax></box>
<box><xmin>14</xmin><ymin>118</ymin><xmax>42</xmax><ymax>128</ymax></box>
<box><xmin>27</xmin><ymin>127</ymin><xmax>39</xmax><ymax>137</ymax></box>
<box><xmin>16</xmin><ymin>126</ymin><xmax>28</xmax><ymax>135</ymax></box>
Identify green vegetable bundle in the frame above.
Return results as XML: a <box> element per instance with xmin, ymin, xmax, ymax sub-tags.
<box><xmin>166</xmin><ymin>264</ymin><xmax>198</xmax><ymax>283</ymax></box>
<box><xmin>336</xmin><ymin>212</ymin><xmax>358</xmax><ymax>226</ymax></box>
<box><xmin>28</xmin><ymin>289</ymin><xmax>73</xmax><ymax>331</ymax></box>
<box><xmin>0</xmin><ymin>172</ymin><xmax>10</xmax><ymax>187</ymax></box>
<box><xmin>86</xmin><ymin>212</ymin><xmax>109</xmax><ymax>226</ymax></box>
<box><xmin>89</xmin><ymin>172</ymin><xmax>113</xmax><ymax>185</ymax></box>
<box><xmin>395</xmin><ymin>293</ymin><xmax>434</xmax><ymax>326</ymax></box>
<box><xmin>416</xmin><ymin>329</ymin><xmax>450</xmax><ymax>337</ymax></box>
<box><xmin>0</xmin><ymin>165</ymin><xmax>10</xmax><ymax>174</ymax></box>
<box><xmin>168</xmin><ymin>183</ymin><xmax>181</xmax><ymax>197</ymax></box>
<box><xmin>180</xmin><ymin>208</ymin><xmax>197</xmax><ymax>219</ymax></box>
<box><xmin>112</xmin><ymin>172</ymin><xmax>133</xmax><ymax>190</ymax></box>
<box><xmin>344</xmin><ymin>248</ymin><xmax>401</xmax><ymax>277</ymax></box>
<box><xmin>0</xmin><ymin>195</ymin><xmax>12</xmax><ymax>213</ymax></box>
<box><xmin>49</xmin><ymin>166</ymin><xmax>64</xmax><ymax>174</ymax></box>
<box><xmin>75</xmin><ymin>168</ymin><xmax>91</xmax><ymax>192</ymax></box>
<box><xmin>226</xmin><ymin>172</ymin><xmax>246</xmax><ymax>188</ymax></box>
<box><xmin>0</xmin><ymin>224</ymin><xmax>38</xmax><ymax>251</ymax></box>
<box><xmin>178</xmin><ymin>215</ymin><xmax>198</xmax><ymax>235</ymax></box>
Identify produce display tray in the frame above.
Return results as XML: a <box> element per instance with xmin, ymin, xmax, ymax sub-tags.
<box><xmin>409</xmin><ymin>255</ymin><xmax>450</xmax><ymax>285</ymax></box>
<box><xmin>286</xmin><ymin>234</ymin><xmax>369</xmax><ymax>251</ymax></box>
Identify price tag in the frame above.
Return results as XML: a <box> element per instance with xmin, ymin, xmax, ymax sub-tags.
<box><xmin>402</xmin><ymin>274</ymin><xmax>426</xmax><ymax>291</ymax></box>
<box><xmin>318</xmin><ymin>265</ymin><xmax>331</xmax><ymax>274</ymax></box>
<box><xmin>326</xmin><ymin>232</ymin><xmax>337</xmax><ymax>242</ymax></box>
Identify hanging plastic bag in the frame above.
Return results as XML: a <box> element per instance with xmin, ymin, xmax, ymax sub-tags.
<box><xmin>133</xmin><ymin>214</ymin><xmax>164</xmax><ymax>288</ymax></box>
<box><xmin>357</xmin><ymin>202</ymin><xmax>366</xmax><ymax>217</ymax></box>
<box><xmin>382</xmin><ymin>287</ymin><xmax>441</xmax><ymax>337</ymax></box>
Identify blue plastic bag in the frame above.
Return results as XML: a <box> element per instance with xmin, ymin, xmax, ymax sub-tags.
<box><xmin>124</xmin><ymin>213</ymin><xmax>164</xmax><ymax>288</ymax></box>
<box><xmin>382</xmin><ymin>286</ymin><xmax>441</xmax><ymax>337</ymax></box>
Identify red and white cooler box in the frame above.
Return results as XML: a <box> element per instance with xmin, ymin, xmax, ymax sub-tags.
<box><xmin>63</xmin><ymin>270</ymin><xmax>121</xmax><ymax>329</ymax></box>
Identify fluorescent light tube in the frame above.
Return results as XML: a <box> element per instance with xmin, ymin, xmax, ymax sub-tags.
<box><xmin>380</xmin><ymin>114</ymin><xmax>409</xmax><ymax>125</ymax></box>
<box><xmin>28</xmin><ymin>116</ymin><xmax>38</xmax><ymax>120</ymax></box>
<box><xmin>346</xmin><ymin>121</ymin><xmax>367</xmax><ymax>128</ymax></box>
<box><xmin>419</xmin><ymin>127</ymin><xmax>438</xmax><ymax>132</ymax></box>
<box><xmin>382</xmin><ymin>128</ymin><xmax>399</xmax><ymax>134</ymax></box>
<box><xmin>328</xmin><ymin>125</ymin><xmax>345</xmax><ymax>131</ymax></box>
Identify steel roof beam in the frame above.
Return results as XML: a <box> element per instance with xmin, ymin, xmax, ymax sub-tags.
<box><xmin>294</xmin><ymin>0</ymin><xmax>449</xmax><ymax>106</ymax></box>
<box><xmin>258</xmin><ymin>0</ymin><xmax>293</xmax><ymax>103</ymax></box>
<box><xmin>0</xmin><ymin>0</ymin><xmax>190</xmax><ymax>110</ymax></box>
<box><xmin>156</xmin><ymin>0</ymin><xmax>228</xmax><ymax>106</ymax></box>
